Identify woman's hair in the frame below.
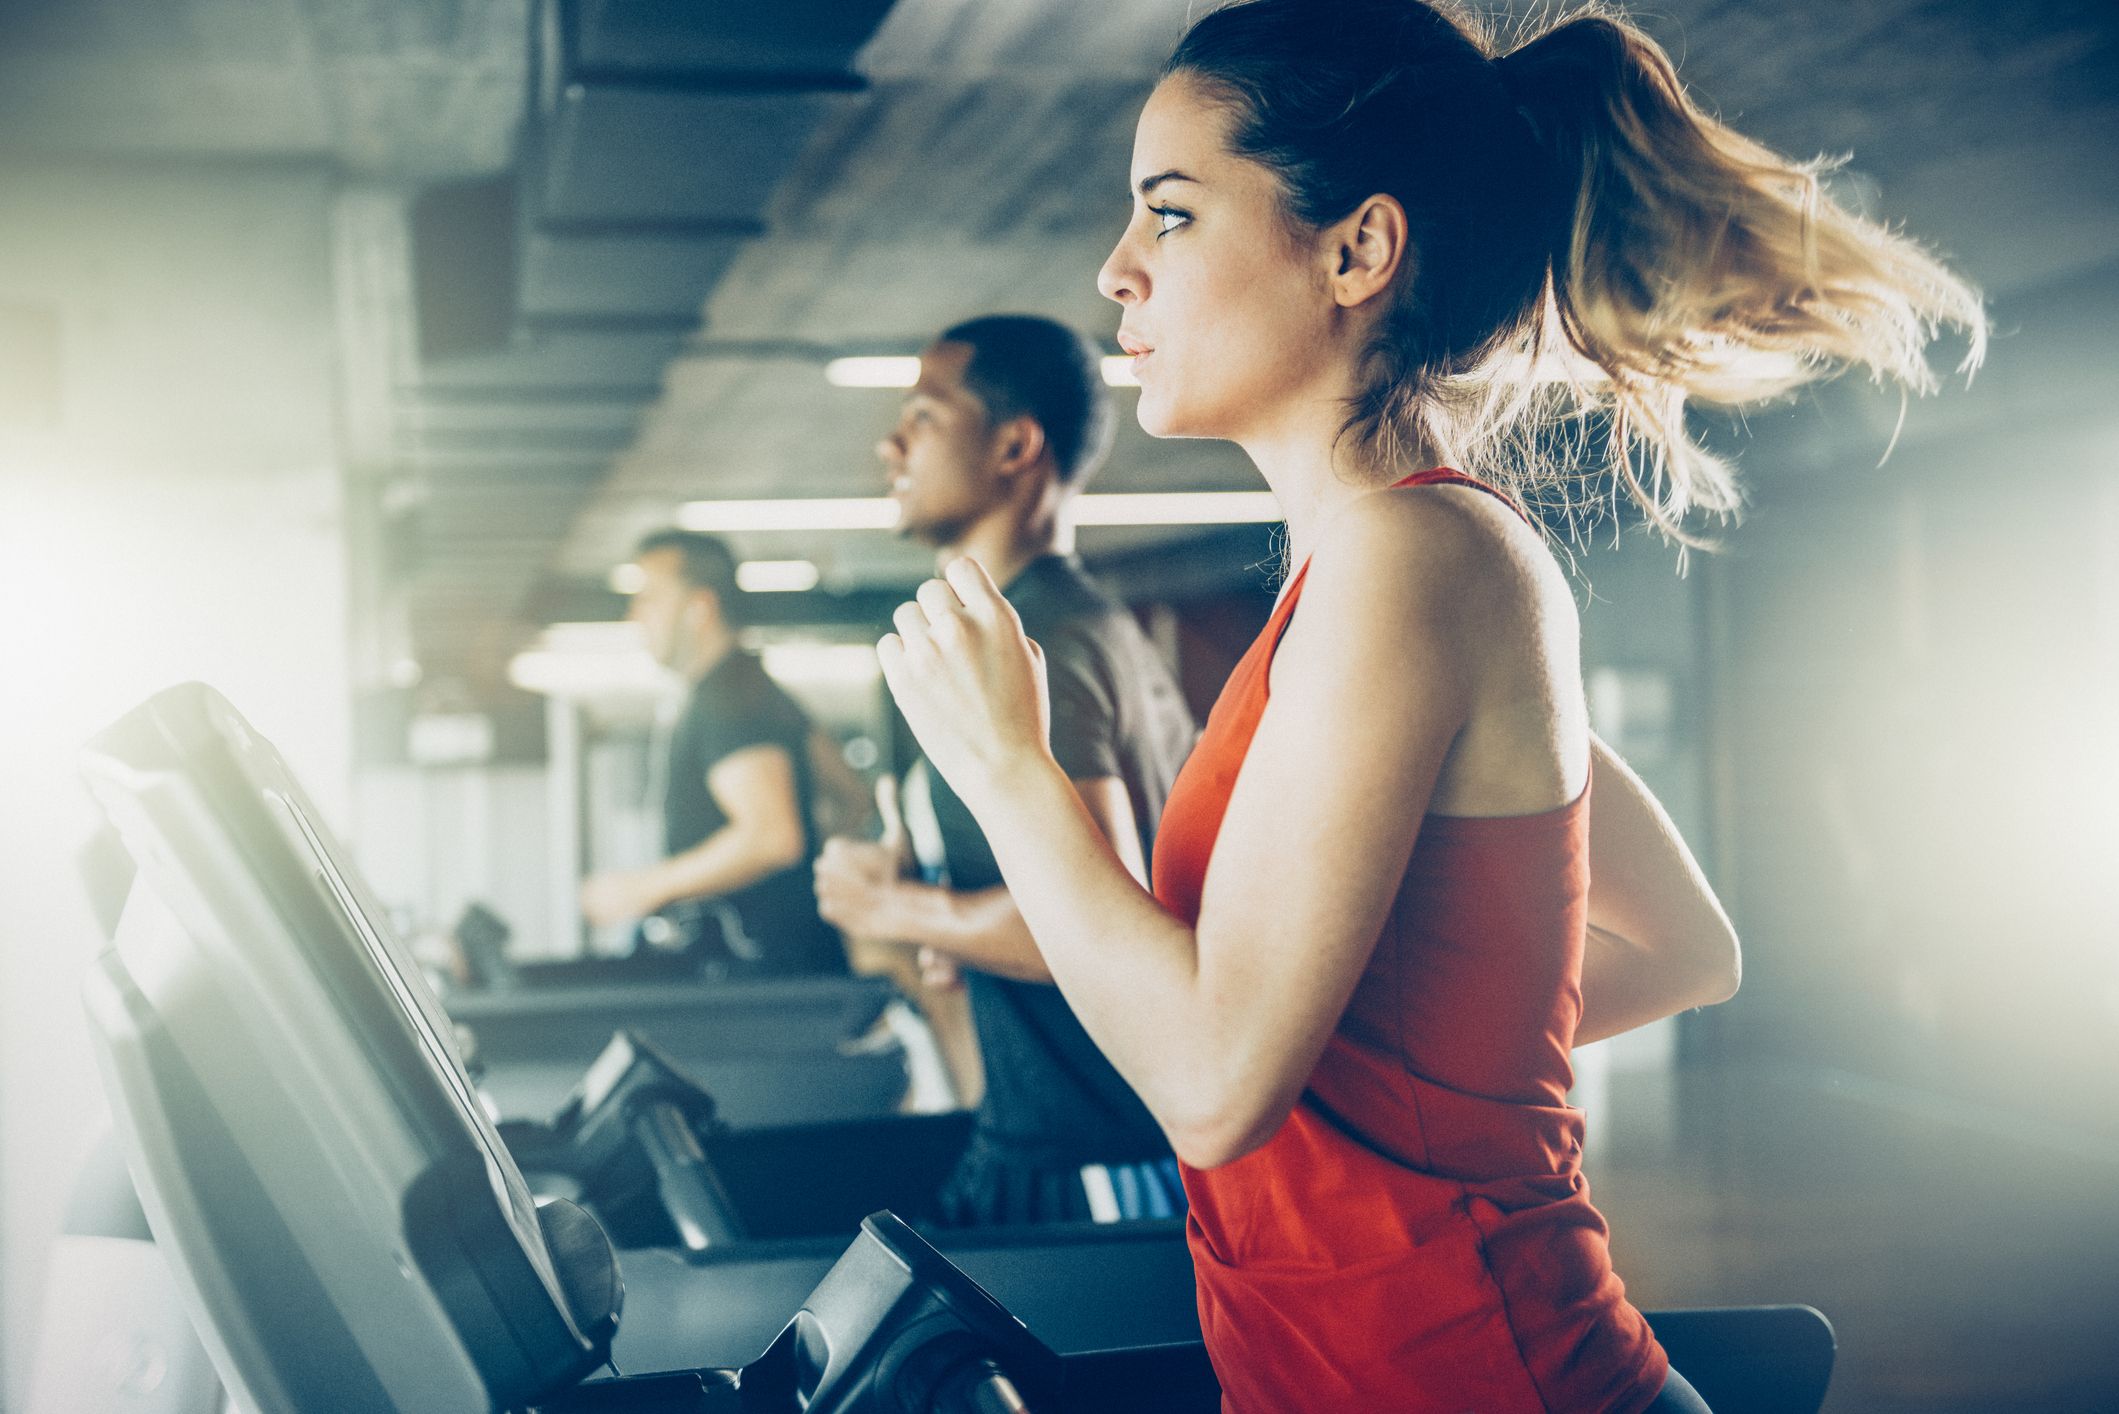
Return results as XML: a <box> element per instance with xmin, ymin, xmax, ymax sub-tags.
<box><xmin>1167</xmin><ymin>0</ymin><xmax>1988</xmax><ymax>541</ymax></box>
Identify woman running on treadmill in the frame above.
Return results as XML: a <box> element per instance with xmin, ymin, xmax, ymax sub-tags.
<box><xmin>876</xmin><ymin>2</ymin><xmax>1985</xmax><ymax>1409</ymax></box>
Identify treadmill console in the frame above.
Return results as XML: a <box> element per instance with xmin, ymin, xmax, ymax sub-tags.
<box><xmin>81</xmin><ymin>683</ymin><xmax>617</xmax><ymax>1410</ymax></box>
<box><xmin>77</xmin><ymin>683</ymin><xmax>1098</xmax><ymax>1414</ymax></box>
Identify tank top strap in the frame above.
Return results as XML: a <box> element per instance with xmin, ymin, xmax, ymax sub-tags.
<box><xmin>1267</xmin><ymin>468</ymin><xmax>1528</xmax><ymax>655</ymax></box>
<box><xmin>1389</xmin><ymin>467</ymin><xmax>1534</xmax><ymax>527</ymax></box>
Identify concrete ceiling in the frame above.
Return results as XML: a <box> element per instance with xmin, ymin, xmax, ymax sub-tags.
<box><xmin>0</xmin><ymin>0</ymin><xmax>530</xmax><ymax>178</ymax></box>
<box><xmin>4</xmin><ymin>0</ymin><xmax>2115</xmax><ymax>683</ymax></box>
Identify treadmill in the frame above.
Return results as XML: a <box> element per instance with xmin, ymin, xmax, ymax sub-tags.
<box><xmin>76</xmin><ymin>682</ymin><xmax>1216</xmax><ymax>1411</ymax></box>
<box><xmin>74</xmin><ymin>682</ymin><xmax>1836</xmax><ymax>1413</ymax></box>
<box><xmin>434</xmin><ymin>855</ymin><xmax>916</xmax><ymax>1127</ymax></box>
<box><xmin>447</xmin><ymin>974</ymin><xmax>917</xmax><ymax>1127</ymax></box>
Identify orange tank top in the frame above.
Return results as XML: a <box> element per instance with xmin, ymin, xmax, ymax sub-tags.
<box><xmin>1150</xmin><ymin>469</ymin><xmax>1669</xmax><ymax>1413</ymax></box>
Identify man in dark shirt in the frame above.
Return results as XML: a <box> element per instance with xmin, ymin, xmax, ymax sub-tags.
<box><xmin>814</xmin><ymin>315</ymin><xmax>1196</xmax><ymax>1224</ymax></box>
<box><xmin>580</xmin><ymin>530</ymin><xmax>846</xmax><ymax>978</ymax></box>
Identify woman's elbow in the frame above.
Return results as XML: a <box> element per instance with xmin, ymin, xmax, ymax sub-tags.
<box><xmin>1699</xmin><ymin>928</ymin><xmax>1741</xmax><ymax>1006</ymax></box>
<box><xmin>1168</xmin><ymin>1125</ymin><xmax>1262</xmax><ymax>1172</ymax></box>
<box><xmin>1163</xmin><ymin>1095</ymin><xmax>1288</xmax><ymax>1171</ymax></box>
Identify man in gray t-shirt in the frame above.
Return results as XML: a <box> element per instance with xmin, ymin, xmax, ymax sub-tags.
<box><xmin>814</xmin><ymin>315</ymin><xmax>1195</xmax><ymax>1225</ymax></box>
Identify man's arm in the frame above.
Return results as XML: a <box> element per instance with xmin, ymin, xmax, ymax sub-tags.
<box><xmin>806</xmin><ymin>727</ymin><xmax>876</xmax><ymax>838</ymax></box>
<box><xmin>582</xmin><ymin>743</ymin><xmax>807</xmax><ymax>926</ymax></box>
<box><xmin>815</xmin><ymin>775</ymin><xmax>1144</xmax><ymax>984</ymax></box>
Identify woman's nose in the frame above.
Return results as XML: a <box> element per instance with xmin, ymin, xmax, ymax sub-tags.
<box><xmin>1097</xmin><ymin>235</ymin><xmax>1142</xmax><ymax>306</ymax></box>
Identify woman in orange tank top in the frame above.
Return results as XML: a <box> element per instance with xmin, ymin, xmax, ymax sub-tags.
<box><xmin>875</xmin><ymin>2</ymin><xmax>1986</xmax><ymax>1409</ymax></box>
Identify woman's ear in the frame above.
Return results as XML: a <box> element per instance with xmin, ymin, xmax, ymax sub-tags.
<box><xmin>1323</xmin><ymin>193</ymin><xmax>1410</xmax><ymax>310</ymax></box>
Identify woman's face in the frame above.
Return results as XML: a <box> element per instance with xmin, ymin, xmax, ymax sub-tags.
<box><xmin>1098</xmin><ymin>74</ymin><xmax>1339</xmax><ymax>444</ymax></box>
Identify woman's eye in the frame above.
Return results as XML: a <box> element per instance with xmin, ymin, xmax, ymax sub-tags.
<box><xmin>1149</xmin><ymin>205</ymin><xmax>1188</xmax><ymax>238</ymax></box>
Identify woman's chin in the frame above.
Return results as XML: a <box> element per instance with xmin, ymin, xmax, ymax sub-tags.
<box><xmin>1132</xmin><ymin>386</ymin><xmax>1199</xmax><ymax>440</ymax></box>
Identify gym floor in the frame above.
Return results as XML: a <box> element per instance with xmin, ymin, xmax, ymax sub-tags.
<box><xmin>1584</xmin><ymin>1062</ymin><xmax>2119</xmax><ymax>1414</ymax></box>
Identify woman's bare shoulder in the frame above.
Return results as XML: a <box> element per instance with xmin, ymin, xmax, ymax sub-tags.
<box><xmin>1306</xmin><ymin>480</ymin><xmax>1554</xmax><ymax>629</ymax></box>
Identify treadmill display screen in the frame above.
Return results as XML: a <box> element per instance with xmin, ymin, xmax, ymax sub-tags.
<box><xmin>121</xmin><ymin>686</ymin><xmax>566</xmax><ymax>1313</ymax></box>
<box><xmin>274</xmin><ymin>791</ymin><xmax>543</xmax><ymax>1245</ymax></box>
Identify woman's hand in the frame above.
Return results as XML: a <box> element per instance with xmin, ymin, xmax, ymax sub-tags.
<box><xmin>877</xmin><ymin>557</ymin><xmax>1053</xmax><ymax>806</ymax></box>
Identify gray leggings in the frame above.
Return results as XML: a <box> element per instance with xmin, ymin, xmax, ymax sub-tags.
<box><xmin>1643</xmin><ymin>1367</ymin><xmax>1713</xmax><ymax>1413</ymax></box>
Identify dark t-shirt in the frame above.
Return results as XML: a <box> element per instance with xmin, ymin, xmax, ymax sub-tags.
<box><xmin>926</xmin><ymin>554</ymin><xmax>1197</xmax><ymax>1167</ymax></box>
<box><xmin>663</xmin><ymin>649</ymin><xmax>844</xmax><ymax>977</ymax></box>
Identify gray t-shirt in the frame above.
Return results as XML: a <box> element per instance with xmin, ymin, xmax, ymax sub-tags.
<box><xmin>923</xmin><ymin>554</ymin><xmax>1197</xmax><ymax>1168</ymax></box>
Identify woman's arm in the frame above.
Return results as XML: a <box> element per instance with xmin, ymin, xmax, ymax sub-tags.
<box><xmin>879</xmin><ymin>496</ymin><xmax>1490</xmax><ymax>1168</ymax></box>
<box><xmin>1575</xmin><ymin>735</ymin><xmax>1741</xmax><ymax>1044</ymax></box>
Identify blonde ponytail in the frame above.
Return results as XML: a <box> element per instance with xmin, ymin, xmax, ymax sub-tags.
<box><xmin>1495</xmin><ymin>6</ymin><xmax>1988</xmax><ymax>540</ymax></box>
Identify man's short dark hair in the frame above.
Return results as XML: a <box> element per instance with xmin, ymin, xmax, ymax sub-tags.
<box><xmin>938</xmin><ymin>314</ymin><xmax>1115</xmax><ymax>486</ymax></box>
<box><xmin>636</xmin><ymin>529</ymin><xmax>745</xmax><ymax>625</ymax></box>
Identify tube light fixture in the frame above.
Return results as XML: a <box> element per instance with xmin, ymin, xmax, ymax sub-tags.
<box><xmin>506</xmin><ymin>621</ymin><xmax>662</xmax><ymax>699</ymax></box>
<box><xmin>824</xmin><ymin>356</ymin><xmax>922</xmax><ymax>388</ymax></box>
<box><xmin>676</xmin><ymin>492</ymin><xmax>1280</xmax><ymax>532</ymax></box>
<box><xmin>736</xmin><ymin>559</ymin><xmax>822</xmax><ymax>593</ymax></box>
<box><xmin>678</xmin><ymin>498</ymin><xmax>901</xmax><ymax>532</ymax></box>
<box><xmin>1068</xmin><ymin>491</ymin><xmax>1279</xmax><ymax>525</ymax></box>
<box><xmin>824</xmin><ymin>354</ymin><xmax>1144</xmax><ymax>390</ymax></box>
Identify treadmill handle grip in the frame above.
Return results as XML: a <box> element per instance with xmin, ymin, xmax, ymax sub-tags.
<box><xmin>629</xmin><ymin>1099</ymin><xmax>746</xmax><ymax>1251</ymax></box>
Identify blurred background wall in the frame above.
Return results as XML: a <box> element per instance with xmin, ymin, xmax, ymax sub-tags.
<box><xmin>0</xmin><ymin>160</ymin><xmax>353</xmax><ymax>1394</ymax></box>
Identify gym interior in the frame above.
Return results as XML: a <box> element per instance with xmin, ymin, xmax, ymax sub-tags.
<box><xmin>1</xmin><ymin>1</ymin><xmax>2115</xmax><ymax>1411</ymax></box>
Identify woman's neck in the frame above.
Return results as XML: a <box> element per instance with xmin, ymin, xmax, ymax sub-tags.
<box><xmin>1239</xmin><ymin>399</ymin><xmax>1434</xmax><ymax>572</ymax></box>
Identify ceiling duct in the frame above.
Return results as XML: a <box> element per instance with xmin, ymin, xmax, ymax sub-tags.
<box><xmin>391</xmin><ymin>0</ymin><xmax>902</xmax><ymax>693</ymax></box>
<box><xmin>406</xmin><ymin>328</ymin><xmax>683</xmax><ymax>402</ymax></box>
<box><xmin>516</xmin><ymin>222</ymin><xmax>746</xmax><ymax>326</ymax></box>
<box><xmin>562</xmin><ymin>0</ymin><xmax>900</xmax><ymax>80</ymax></box>
<box><xmin>398</xmin><ymin>397</ymin><xmax>648</xmax><ymax>457</ymax></box>
<box><xmin>526</xmin><ymin>0</ymin><xmax>889</xmax><ymax>228</ymax></box>
<box><xmin>407</xmin><ymin>174</ymin><xmax>518</xmax><ymax>360</ymax></box>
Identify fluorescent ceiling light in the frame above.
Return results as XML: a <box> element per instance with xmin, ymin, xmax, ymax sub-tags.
<box><xmin>508</xmin><ymin>648</ymin><xmax>666</xmax><ymax>699</ymax></box>
<box><xmin>678</xmin><ymin>492</ymin><xmax>1279</xmax><ymax>531</ymax></box>
<box><xmin>736</xmin><ymin>559</ymin><xmax>822</xmax><ymax>593</ymax></box>
<box><xmin>1071</xmin><ymin>491</ymin><xmax>1280</xmax><ymax>525</ymax></box>
<box><xmin>825</xmin><ymin>354</ymin><xmax>1142</xmax><ymax>390</ymax></box>
<box><xmin>538</xmin><ymin>621</ymin><xmax>648</xmax><ymax>651</ymax></box>
<box><xmin>825</xmin><ymin>356</ymin><xmax>921</xmax><ymax>388</ymax></box>
<box><xmin>507</xmin><ymin>621</ymin><xmax>664</xmax><ymax>699</ymax></box>
<box><xmin>760</xmin><ymin>643</ymin><xmax>883</xmax><ymax>685</ymax></box>
<box><xmin>679</xmin><ymin>498</ymin><xmax>901</xmax><ymax>532</ymax></box>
